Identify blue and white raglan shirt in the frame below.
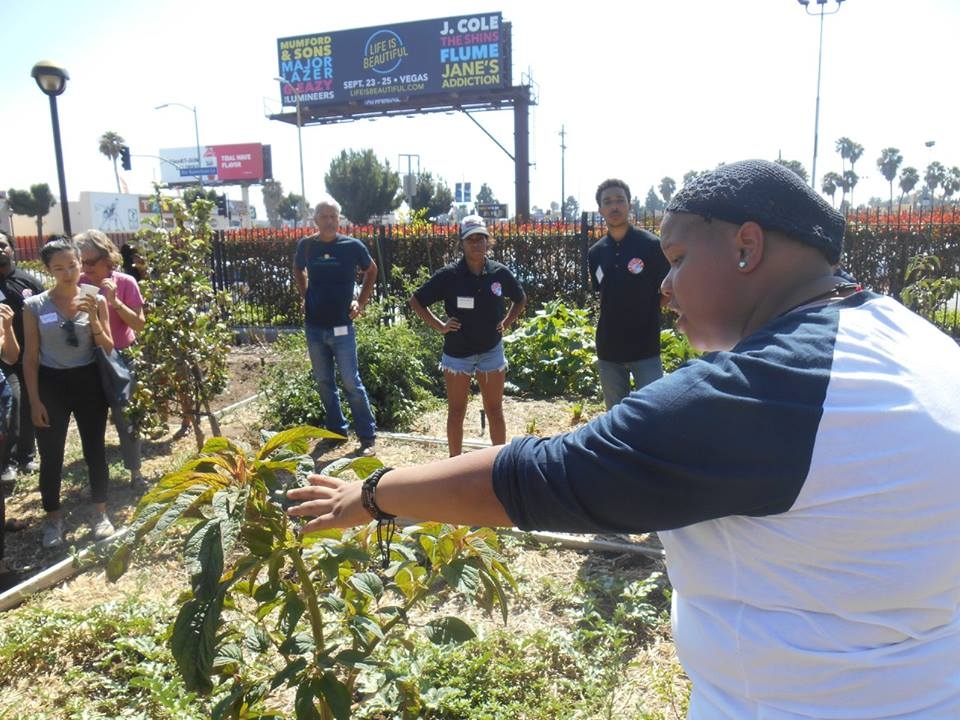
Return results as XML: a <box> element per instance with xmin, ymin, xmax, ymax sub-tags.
<box><xmin>493</xmin><ymin>291</ymin><xmax>960</xmax><ymax>719</ymax></box>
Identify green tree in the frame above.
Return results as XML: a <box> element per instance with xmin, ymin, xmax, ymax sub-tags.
<box><xmin>876</xmin><ymin>147</ymin><xmax>903</xmax><ymax>212</ymax></box>
<box><xmin>126</xmin><ymin>194</ymin><xmax>232</xmax><ymax>448</ymax></box>
<box><xmin>659</xmin><ymin>176</ymin><xmax>676</xmax><ymax>204</ymax></box>
<box><xmin>563</xmin><ymin>195</ymin><xmax>579</xmax><ymax>221</ymax></box>
<box><xmin>278</xmin><ymin>192</ymin><xmax>307</xmax><ymax>227</ymax></box>
<box><xmin>476</xmin><ymin>182</ymin><xmax>497</xmax><ymax>205</ymax></box>
<box><xmin>943</xmin><ymin>166</ymin><xmax>960</xmax><ymax>203</ymax></box>
<box><xmin>682</xmin><ymin>170</ymin><xmax>701</xmax><ymax>186</ymax></box>
<box><xmin>410</xmin><ymin>171</ymin><xmax>454</xmax><ymax>218</ymax></box>
<box><xmin>898</xmin><ymin>166</ymin><xmax>919</xmax><ymax>207</ymax></box>
<box><xmin>821</xmin><ymin>172</ymin><xmax>842</xmax><ymax>207</ymax></box>
<box><xmin>840</xmin><ymin>170</ymin><xmax>858</xmax><ymax>211</ymax></box>
<box><xmin>644</xmin><ymin>186</ymin><xmax>664</xmax><ymax>213</ymax></box>
<box><xmin>98</xmin><ymin>130</ymin><xmax>126</xmax><ymax>193</ymax></box>
<box><xmin>6</xmin><ymin>183</ymin><xmax>56</xmax><ymax>242</ymax></box>
<box><xmin>262</xmin><ymin>179</ymin><xmax>283</xmax><ymax>228</ymax></box>
<box><xmin>325</xmin><ymin>148</ymin><xmax>402</xmax><ymax>224</ymax></box>
<box><xmin>182</xmin><ymin>187</ymin><xmax>218</xmax><ymax>208</ymax></box>
<box><xmin>775</xmin><ymin>158</ymin><xmax>809</xmax><ymax>183</ymax></box>
<box><xmin>925</xmin><ymin>161</ymin><xmax>946</xmax><ymax>202</ymax></box>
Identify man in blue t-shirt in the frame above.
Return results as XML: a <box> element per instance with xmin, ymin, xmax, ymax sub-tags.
<box><xmin>293</xmin><ymin>198</ymin><xmax>378</xmax><ymax>457</ymax></box>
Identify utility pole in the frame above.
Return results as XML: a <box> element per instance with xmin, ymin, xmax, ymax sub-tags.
<box><xmin>559</xmin><ymin>125</ymin><xmax>566</xmax><ymax>222</ymax></box>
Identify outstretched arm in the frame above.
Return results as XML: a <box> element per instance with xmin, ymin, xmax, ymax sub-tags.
<box><xmin>286</xmin><ymin>445</ymin><xmax>513</xmax><ymax>533</ymax></box>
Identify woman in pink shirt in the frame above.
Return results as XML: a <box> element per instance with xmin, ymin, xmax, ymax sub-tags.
<box><xmin>75</xmin><ymin>231</ymin><xmax>147</xmax><ymax>489</ymax></box>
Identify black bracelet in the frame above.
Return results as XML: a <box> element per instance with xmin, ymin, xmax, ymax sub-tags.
<box><xmin>361</xmin><ymin>466</ymin><xmax>395</xmax><ymax>520</ymax></box>
<box><xmin>362</xmin><ymin>466</ymin><xmax>396</xmax><ymax>569</ymax></box>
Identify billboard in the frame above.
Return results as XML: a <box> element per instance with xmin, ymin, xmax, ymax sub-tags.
<box><xmin>277</xmin><ymin>12</ymin><xmax>505</xmax><ymax>108</ymax></box>
<box><xmin>159</xmin><ymin>143</ymin><xmax>267</xmax><ymax>186</ymax></box>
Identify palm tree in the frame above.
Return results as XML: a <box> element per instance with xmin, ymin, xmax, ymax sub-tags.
<box><xmin>836</xmin><ymin>137</ymin><xmax>855</xmax><ymax>175</ymax></box>
<box><xmin>659</xmin><ymin>177</ymin><xmax>676</xmax><ymax>205</ymax></box>
<box><xmin>925</xmin><ymin>161</ymin><xmax>946</xmax><ymax>203</ymax></box>
<box><xmin>898</xmin><ymin>166</ymin><xmax>919</xmax><ymax>207</ymax></box>
<box><xmin>876</xmin><ymin>147</ymin><xmax>903</xmax><ymax>212</ymax></box>
<box><xmin>943</xmin><ymin>166</ymin><xmax>960</xmax><ymax>204</ymax></box>
<box><xmin>840</xmin><ymin>170</ymin><xmax>858</xmax><ymax>211</ymax></box>
<box><xmin>821</xmin><ymin>172</ymin><xmax>842</xmax><ymax>207</ymax></box>
<box><xmin>98</xmin><ymin>131</ymin><xmax>126</xmax><ymax>193</ymax></box>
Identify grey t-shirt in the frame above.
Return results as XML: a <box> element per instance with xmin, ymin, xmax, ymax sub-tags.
<box><xmin>24</xmin><ymin>291</ymin><xmax>97</xmax><ymax>369</ymax></box>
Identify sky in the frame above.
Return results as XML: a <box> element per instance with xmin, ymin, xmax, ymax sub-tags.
<box><xmin>2</xmin><ymin>0</ymin><xmax>959</xmax><ymax>224</ymax></box>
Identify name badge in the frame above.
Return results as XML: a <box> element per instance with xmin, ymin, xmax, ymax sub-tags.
<box><xmin>333</xmin><ymin>325</ymin><xmax>349</xmax><ymax>337</ymax></box>
<box><xmin>595</xmin><ymin>267</ymin><xmax>604</xmax><ymax>285</ymax></box>
<box><xmin>456</xmin><ymin>296</ymin><xmax>475</xmax><ymax>310</ymax></box>
<box><xmin>40</xmin><ymin>312</ymin><xmax>58</xmax><ymax>324</ymax></box>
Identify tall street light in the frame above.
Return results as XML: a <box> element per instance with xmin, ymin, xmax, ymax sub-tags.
<box><xmin>155</xmin><ymin>102</ymin><xmax>203</xmax><ymax>187</ymax></box>
<box><xmin>31</xmin><ymin>60</ymin><xmax>71</xmax><ymax>235</ymax></box>
<box><xmin>798</xmin><ymin>0</ymin><xmax>846</xmax><ymax>191</ymax></box>
<box><xmin>274</xmin><ymin>77</ymin><xmax>307</xmax><ymax>223</ymax></box>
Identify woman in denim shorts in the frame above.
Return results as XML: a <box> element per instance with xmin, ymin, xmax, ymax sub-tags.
<box><xmin>410</xmin><ymin>215</ymin><xmax>526</xmax><ymax>456</ymax></box>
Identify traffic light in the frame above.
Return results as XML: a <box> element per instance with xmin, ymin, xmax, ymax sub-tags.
<box><xmin>216</xmin><ymin>194</ymin><xmax>228</xmax><ymax>216</ymax></box>
<box><xmin>119</xmin><ymin>145</ymin><xmax>131</xmax><ymax>171</ymax></box>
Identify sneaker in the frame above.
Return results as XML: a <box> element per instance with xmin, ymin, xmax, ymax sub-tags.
<box><xmin>42</xmin><ymin>519</ymin><xmax>65</xmax><ymax>549</ymax></box>
<box><xmin>18</xmin><ymin>460</ymin><xmax>39</xmax><ymax>473</ymax></box>
<box><xmin>0</xmin><ymin>465</ymin><xmax>16</xmax><ymax>483</ymax></box>
<box><xmin>92</xmin><ymin>513</ymin><xmax>115</xmax><ymax>541</ymax></box>
<box><xmin>359</xmin><ymin>439</ymin><xmax>377</xmax><ymax>457</ymax></box>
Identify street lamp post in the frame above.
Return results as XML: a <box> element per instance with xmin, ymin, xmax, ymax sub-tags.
<box><xmin>31</xmin><ymin>60</ymin><xmax>71</xmax><ymax>235</ymax></box>
<box><xmin>274</xmin><ymin>77</ymin><xmax>306</xmax><ymax>223</ymax></box>
<box><xmin>797</xmin><ymin>0</ymin><xmax>846</xmax><ymax>191</ymax></box>
<box><xmin>155</xmin><ymin>102</ymin><xmax>202</xmax><ymax>187</ymax></box>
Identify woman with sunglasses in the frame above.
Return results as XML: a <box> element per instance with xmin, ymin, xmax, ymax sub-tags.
<box><xmin>22</xmin><ymin>239</ymin><xmax>115</xmax><ymax>550</ymax></box>
<box><xmin>76</xmin><ymin>230</ymin><xmax>146</xmax><ymax>490</ymax></box>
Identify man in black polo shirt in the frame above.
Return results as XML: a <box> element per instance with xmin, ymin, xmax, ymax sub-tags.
<box><xmin>588</xmin><ymin>179</ymin><xmax>670</xmax><ymax>409</ymax></box>
<box><xmin>0</xmin><ymin>231</ymin><xmax>44</xmax><ymax>484</ymax></box>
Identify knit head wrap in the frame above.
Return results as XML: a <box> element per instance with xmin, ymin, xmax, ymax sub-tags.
<box><xmin>665</xmin><ymin>159</ymin><xmax>845</xmax><ymax>264</ymax></box>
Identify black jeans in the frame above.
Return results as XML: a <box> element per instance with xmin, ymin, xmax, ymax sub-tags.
<box><xmin>0</xmin><ymin>368</ymin><xmax>36</xmax><ymax>469</ymax></box>
<box><xmin>36</xmin><ymin>363</ymin><xmax>109</xmax><ymax>513</ymax></box>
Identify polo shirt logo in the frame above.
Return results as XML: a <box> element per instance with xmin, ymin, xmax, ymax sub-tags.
<box><xmin>628</xmin><ymin>258</ymin><xmax>645</xmax><ymax>274</ymax></box>
<box><xmin>490</xmin><ymin>282</ymin><xmax>502</xmax><ymax>297</ymax></box>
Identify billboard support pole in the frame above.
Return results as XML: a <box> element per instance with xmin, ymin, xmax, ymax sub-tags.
<box><xmin>514</xmin><ymin>86</ymin><xmax>531</xmax><ymax>223</ymax></box>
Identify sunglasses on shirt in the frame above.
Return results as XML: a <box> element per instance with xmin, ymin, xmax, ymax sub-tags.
<box><xmin>60</xmin><ymin>319</ymin><xmax>79</xmax><ymax>347</ymax></box>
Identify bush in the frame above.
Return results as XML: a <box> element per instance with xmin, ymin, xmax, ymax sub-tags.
<box><xmin>260</xmin><ymin>300</ymin><xmax>442</xmax><ymax>432</ymax></box>
<box><xmin>503</xmin><ymin>300</ymin><xmax>600</xmax><ymax>398</ymax></box>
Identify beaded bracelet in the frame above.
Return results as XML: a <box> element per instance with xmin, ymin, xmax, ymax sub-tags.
<box><xmin>361</xmin><ymin>467</ymin><xmax>395</xmax><ymax>568</ymax></box>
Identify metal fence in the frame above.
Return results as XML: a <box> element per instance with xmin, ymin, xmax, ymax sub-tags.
<box><xmin>10</xmin><ymin>207</ymin><xmax>960</xmax><ymax>337</ymax></box>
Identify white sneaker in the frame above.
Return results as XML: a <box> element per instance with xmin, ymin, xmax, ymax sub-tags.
<box><xmin>92</xmin><ymin>514</ymin><xmax>115</xmax><ymax>541</ymax></box>
<box><xmin>42</xmin><ymin>519</ymin><xmax>64</xmax><ymax>549</ymax></box>
<box><xmin>1</xmin><ymin>465</ymin><xmax>16</xmax><ymax>483</ymax></box>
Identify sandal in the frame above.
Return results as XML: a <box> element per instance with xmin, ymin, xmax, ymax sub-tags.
<box><xmin>4</xmin><ymin>518</ymin><xmax>29</xmax><ymax>532</ymax></box>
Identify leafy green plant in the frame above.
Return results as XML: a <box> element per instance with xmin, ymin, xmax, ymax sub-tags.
<box><xmin>503</xmin><ymin>300</ymin><xmax>599</xmax><ymax>398</ymax></box>
<box><xmin>127</xmin><ymin>194</ymin><xmax>233</xmax><ymax>447</ymax></box>
<box><xmin>107</xmin><ymin>426</ymin><xmax>515</xmax><ymax>719</ymax></box>
<box><xmin>659</xmin><ymin>328</ymin><xmax>700</xmax><ymax>374</ymax></box>
<box><xmin>260</xmin><ymin>332</ymin><xmax>326</xmax><ymax>429</ymax></box>
<box><xmin>900</xmin><ymin>254</ymin><xmax>960</xmax><ymax>333</ymax></box>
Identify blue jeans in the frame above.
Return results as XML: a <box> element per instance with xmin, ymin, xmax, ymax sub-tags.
<box><xmin>597</xmin><ymin>356</ymin><xmax>663</xmax><ymax>410</ymax></box>
<box><xmin>305</xmin><ymin>324</ymin><xmax>376</xmax><ymax>441</ymax></box>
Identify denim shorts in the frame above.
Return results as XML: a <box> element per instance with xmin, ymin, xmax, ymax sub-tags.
<box><xmin>441</xmin><ymin>342</ymin><xmax>508</xmax><ymax>375</ymax></box>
